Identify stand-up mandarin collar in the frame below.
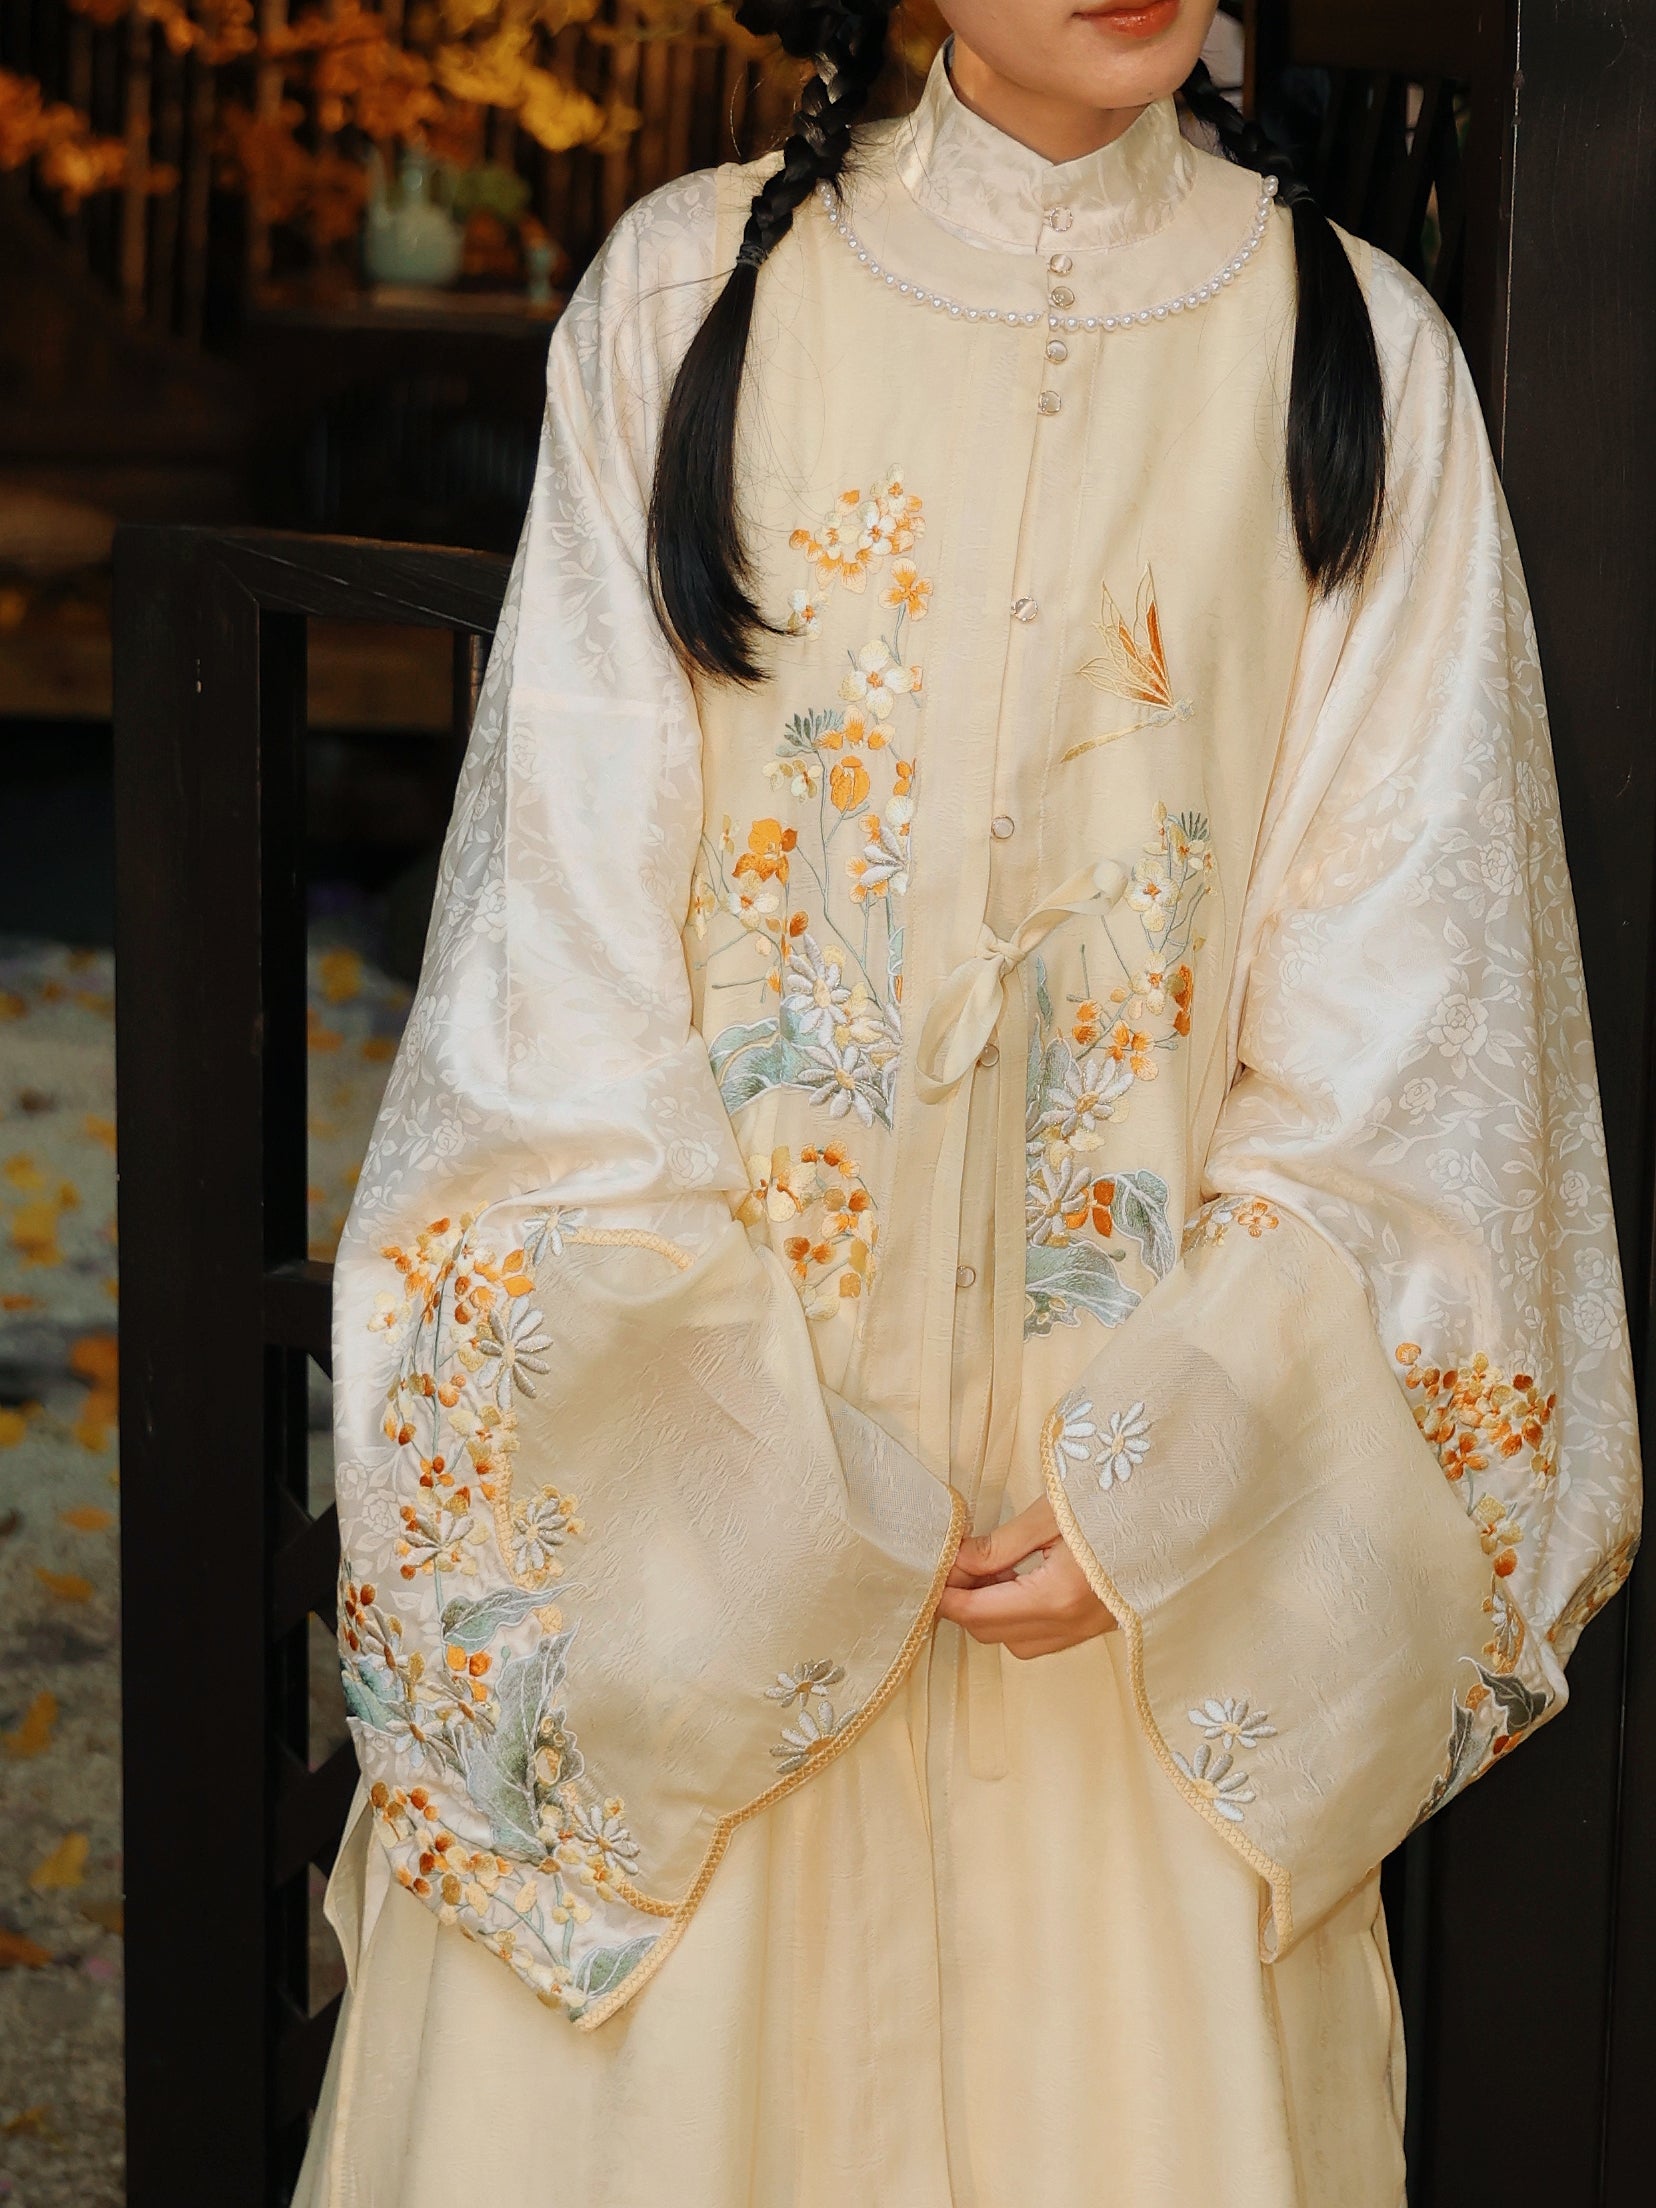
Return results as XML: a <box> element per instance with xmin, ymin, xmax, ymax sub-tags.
<box><xmin>892</xmin><ymin>43</ymin><xmax>1195</xmax><ymax>256</ymax></box>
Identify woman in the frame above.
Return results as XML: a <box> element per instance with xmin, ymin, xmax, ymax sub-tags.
<box><xmin>300</xmin><ymin>4</ymin><xmax>1640</xmax><ymax>2202</ymax></box>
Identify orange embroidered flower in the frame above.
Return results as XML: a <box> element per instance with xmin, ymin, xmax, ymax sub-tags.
<box><xmin>882</xmin><ymin>560</ymin><xmax>932</xmax><ymax>620</ymax></box>
<box><xmin>1102</xmin><ymin>1021</ymin><xmax>1158</xmax><ymax>1080</ymax></box>
<box><xmin>1073</xmin><ymin>1000</ymin><xmax>1103</xmax><ymax>1050</ymax></box>
<box><xmin>733</xmin><ymin>818</ymin><xmax>797</xmax><ymax>882</ymax></box>
<box><xmin>1171</xmin><ymin>962</ymin><xmax>1195</xmax><ymax>1036</ymax></box>
<box><xmin>828</xmin><ymin>757</ymin><xmax>871</xmax><ymax>812</ymax></box>
<box><xmin>1396</xmin><ymin>1343</ymin><xmax>1556</xmax><ymax>1484</ymax></box>
<box><xmin>1091</xmin><ymin>1177</ymin><xmax>1115</xmax><ymax>1237</ymax></box>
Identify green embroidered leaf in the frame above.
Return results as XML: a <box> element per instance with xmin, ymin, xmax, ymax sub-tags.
<box><xmin>779</xmin><ymin>707</ymin><xmax>843</xmax><ymax>755</ymax></box>
<box><xmin>1472</xmin><ymin>1662</ymin><xmax>1550</xmax><ymax>1736</ymax></box>
<box><xmin>574</xmin><ymin>1933</ymin><xmax>657</xmax><ymax>1999</ymax></box>
<box><xmin>1411</xmin><ymin>1689</ymin><xmax>1483</xmax><ymax>1828</ymax></box>
<box><xmin>1023</xmin><ymin>1240</ymin><xmax>1140</xmax><ymax>1338</ymax></box>
<box><xmin>439</xmin><ymin>1585</ymin><xmax>549</xmax><ymax>1652</ymax></box>
<box><xmin>341</xmin><ymin>1665</ymin><xmax>402</xmax><ymax>1733</ymax></box>
<box><xmin>716</xmin><ymin>1033</ymin><xmax>812</xmax><ymax>1116</ymax></box>
<box><xmin>707</xmin><ymin>1015</ymin><xmax>779</xmax><ymax>1080</ymax></box>
<box><xmin>1111</xmin><ymin>1168</ymin><xmax>1174</xmax><ymax>1279</ymax></box>
<box><xmin>1032</xmin><ymin>952</ymin><xmax>1054</xmax><ymax>1029</ymax></box>
<box><xmin>460</xmin><ymin>1630</ymin><xmax>580</xmax><ymax>1858</ymax></box>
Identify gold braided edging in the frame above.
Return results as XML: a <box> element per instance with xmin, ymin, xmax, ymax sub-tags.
<box><xmin>576</xmin><ymin>1481</ymin><xmax>971</xmax><ymax>2030</ymax></box>
<box><xmin>1040</xmin><ymin>1411</ymin><xmax>1295</xmax><ymax>1959</ymax></box>
<box><xmin>567</xmin><ymin>1225</ymin><xmax>697</xmax><ymax>1269</ymax></box>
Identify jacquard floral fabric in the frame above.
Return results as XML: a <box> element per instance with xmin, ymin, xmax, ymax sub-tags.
<box><xmin>322</xmin><ymin>48</ymin><xmax>1638</xmax><ymax>2131</ymax></box>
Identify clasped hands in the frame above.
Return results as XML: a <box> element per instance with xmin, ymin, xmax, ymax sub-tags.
<box><xmin>937</xmin><ymin>1493</ymin><xmax>1116</xmax><ymax>1660</ymax></box>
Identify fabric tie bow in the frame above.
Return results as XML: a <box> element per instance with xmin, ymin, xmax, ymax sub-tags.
<box><xmin>913</xmin><ymin>858</ymin><xmax>1129</xmax><ymax>1105</ymax></box>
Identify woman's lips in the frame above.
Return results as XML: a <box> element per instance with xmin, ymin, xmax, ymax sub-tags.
<box><xmin>1076</xmin><ymin>0</ymin><xmax>1181</xmax><ymax>36</ymax></box>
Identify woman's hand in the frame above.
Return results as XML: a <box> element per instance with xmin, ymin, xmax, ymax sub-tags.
<box><xmin>937</xmin><ymin>1495</ymin><xmax>1116</xmax><ymax>1660</ymax></box>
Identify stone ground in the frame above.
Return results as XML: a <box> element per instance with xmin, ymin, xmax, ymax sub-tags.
<box><xmin>0</xmin><ymin>936</ymin><xmax>392</xmax><ymax>2204</ymax></box>
<box><xmin>0</xmin><ymin>1383</ymin><xmax>126</xmax><ymax>2208</ymax></box>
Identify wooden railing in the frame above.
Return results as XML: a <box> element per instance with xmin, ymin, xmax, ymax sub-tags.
<box><xmin>112</xmin><ymin>526</ymin><xmax>509</xmax><ymax>2205</ymax></box>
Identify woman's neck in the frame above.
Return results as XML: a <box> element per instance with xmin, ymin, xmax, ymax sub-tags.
<box><xmin>946</xmin><ymin>36</ymin><xmax>1148</xmax><ymax>164</ymax></box>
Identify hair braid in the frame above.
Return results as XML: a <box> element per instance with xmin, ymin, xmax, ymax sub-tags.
<box><xmin>1180</xmin><ymin>59</ymin><xmax>1386</xmax><ymax>594</ymax></box>
<box><xmin>648</xmin><ymin>2</ymin><xmax>894</xmax><ymax>681</ymax></box>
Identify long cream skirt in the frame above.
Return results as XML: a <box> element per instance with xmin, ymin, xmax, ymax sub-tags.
<box><xmin>295</xmin><ymin>1623</ymin><xmax>1406</xmax><ymax>2208</ymax></box>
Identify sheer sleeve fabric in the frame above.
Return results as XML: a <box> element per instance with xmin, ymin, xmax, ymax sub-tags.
<box><xmin>1041</xmin><ymin>253</ymin><xmax>1641</xmax><ymax>1955</ymax></box>
<box><xmin>331</xmin><ymin>173</ymin><xmax>963</xmax><ymax>2029</ymax></box>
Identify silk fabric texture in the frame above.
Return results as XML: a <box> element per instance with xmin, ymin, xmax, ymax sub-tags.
<box><xmin>301</xmin><ymin>51</ymin><xmax>1640</xmax><ymax>2207</ymax></box>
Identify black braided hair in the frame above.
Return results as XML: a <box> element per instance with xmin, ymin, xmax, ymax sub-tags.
<box><xmin>647</xmin><ymin>1</ymin><xmax>896</xmax><ymax>682</ymax></box>
<box><xmin>1179</xmin><ymin>59</ymin><xmax>1385</xmax><ymax>593</ymax></box>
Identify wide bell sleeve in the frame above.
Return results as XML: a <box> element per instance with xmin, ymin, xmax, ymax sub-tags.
<box><xmin>329</xmin><ymin>175</ymin><xmax>964</xmax><ymax>2030</ymax></box>
<box><xmin>1040</xmin><ymin>257</ymin><xmax>1641</xmax><ymax>1956</ymax></box>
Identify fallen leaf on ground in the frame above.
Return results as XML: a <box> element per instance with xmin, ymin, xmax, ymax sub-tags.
<box><xmin>69</xmin><ymin>1334</ymin><xmax>117</xmax><ymax>1390</ymax></box>
<box><xmin>2</xmin><ymin>1691</ymin><xmax>58</xmax><ymax>1758</ymax></box>
<box><xmin>59</xmin><ymin>1504</ymin><xmax>112</xmax><ymax>1534</ymax></box>
<box><xmin>0</xmin><ymin>1507</ymin><xmax>18</xmax><ymax>1540</ymax></box>
<box><xmin>0</xmin><ymin>1929</ymin><xmax>52</xmax><ymax>1970</ymax></box>
<box><xmin>30</xmin><ymin>1833</ymin><xmax>90</xmax><ymax>1890</ymax></box>
<box><xmin>0</xmin><ymin>2105</ymin><xmax>52</xmax><ymax>2137</ymax></box>
<box><xmin>0</xmin><ymin>1407</ymin><xmax>32</xmax><ymax>1448</ymax></box>
<box><xmin>79</xmin><ymin>1897</ymin><xmax>123</xmax><ymax>1935</ymax></box>
<box><xmin>35</xmin><ymin>1568</ymin><xmax>93</xmax><ymax>1602</ymax></box>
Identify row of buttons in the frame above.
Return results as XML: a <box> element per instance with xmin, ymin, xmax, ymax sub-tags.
<box><xmin>1038</xmin><ymin>242</ymin><xmax>1072</xmax><ymax>416</ymax></box>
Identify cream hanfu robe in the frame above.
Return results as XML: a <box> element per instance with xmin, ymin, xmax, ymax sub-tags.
<box><xmin>298</xmin><ymin>51</ymin><xmax>1640</xmax><ymax>2208</ymax></box>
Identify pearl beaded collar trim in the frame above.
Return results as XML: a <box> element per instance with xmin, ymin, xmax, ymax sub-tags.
<box><xmin>816</xmin><ymin>174</ymin><xmax>1278</xmax><ymax>332</ymax></box>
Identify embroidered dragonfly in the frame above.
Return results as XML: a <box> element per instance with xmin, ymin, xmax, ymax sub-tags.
<box><xmin>1063</xmin><ymin>567</ymin><xmax>1195</xmax><ymax>762</ymax></box>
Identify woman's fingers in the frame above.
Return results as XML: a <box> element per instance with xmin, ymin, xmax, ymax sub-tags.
<box><xmin>937</xmin><ymin>1542</ymin><xmax>1115</xmax><ymax>1656</ymax></box>
<box><xmin>950</xmin><ymin>1495</ymin><xmax>1061</xmax><ymax>1585</ymax></box>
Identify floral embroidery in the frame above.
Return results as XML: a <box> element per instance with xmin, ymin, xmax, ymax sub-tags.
<box><xmin>1186</xmin><ymin>1697</ymin><xmax>1277</xmax><ymax>1749</ymax></box>
<box><xmin>1394</xmin><ymin>1341</ymin><xmax>1570</xmax><ymax>1824</ymax></box>
<box><xmin>1549</xmin><ymin>1533</ymin><xmax>1638</xmax><ymax>1648</ymax></box>
<box><xmin>1051</xmin><ymin>1393</ymin><xmax>1151</xmax><ymax>1490</ymax></box>
<box><xmin>1394</xmin><ymin>1344</ymin><xmax>1557</xmax><ymax>1485</ymax></box>
<box><xmin>1063</xmin><ymin>569</ymin><xmax>1195</xmax><ymax>761</ymax></box>
<box><xmin>765</xmin><ymin>1658</ymin><xmax>856</xmax><ymax>1774</ymax></box>
<box><xmin>1412</xmin><ymin>1660</ymin><xmax>1552</xmax><ymax>1828</ymax></box>
<box><xmin>342</xmin><ymin>1214</ymin><xmax>666</xmax><ymax>2021</ymax></box>
<box><xmin>789</xmin><ymin>466</ymin><xmax>925</xmax><ymax>595</ymax></box>
<box><xmin>700</xmin><ymin>468</ymin><xmax>929</xmax><ymax>1156</ymax></box>
<box><xmin>1173</xmin><ymin>1697</ymin><xmax>1276</xmax><ymax>1825</ymax></box>
<box><xmin>736</xmin><ymin>1142</ymin><xmax>878</xmax><ymax>1318</ymax></box>
<box><xmin>1022</xmin><ymin>802</ymin><xmax>1209</xmax><ymax>1334</ymax></box>
<box><xmin>1170</xmin><ymin>1740</ymin><xmax>1257</xmax><ymax>1824</ymax></box>
<box><xmin>1183</xmin><ymin>1195</ymin><xmax>1281</xmax><ymax>1251</ymax></box>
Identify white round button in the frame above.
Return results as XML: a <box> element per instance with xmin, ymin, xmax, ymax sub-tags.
<box><xmin>1048</xmin><ymin>252</ymin><xmax>1074</xmax><ymax>275</ymax></box>
<box><xmin>1046</xmin><ymin>206</ymin><xmax>1075</xmax><ymax>232</ymax></box>
<box><xmin>1011</xmin><ymin>596</ymin><xmax>1038</xmax><ymax>623</ymax></box>
<box><xmin>955</xmin><ymin>1263</ymin><xmax>977</xmax><ymax>1289</ymax></box>
<box><xmin>1049</xmin><ymin>284</ymin><xmax>1075</xmax><ymax>310</ymax></box>
<box><xmin>977</xmin><ymin>1043</ymin><xmax>1000</xmax><ymax>1069</ymax></box>
<box><xmin>1037</xmin><ymin>391</ymin><xmax>1062</xmax><ymax>416</ymax></box>
<box><xmin>990</xmin><ymin>814</ymin><xmax>1016</xmax><ymax>839</ymax></box>
<box><xmin>1045</xmin><ymin>338</ymin><xmax>1068</xmax><ymax>364</ymax></box>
